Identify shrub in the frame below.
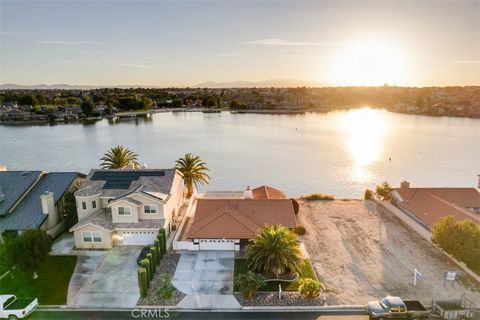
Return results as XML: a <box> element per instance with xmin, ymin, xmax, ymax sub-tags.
<box><xmin>291</xmin><ymin>198</ymin><xmax>300</xmax><ymax>214</ymax></box>
<box><xmin>298</xmin><ymin>278</ymin><xmax>324</xmax><ymax>298</ymax></box>
<box><xmin>375</xmin><ymin>181</ymin><xmax>392</xmax><ymax>200</ymax></box>
<box><xmin>158</xmin><ymin>228</ymin><xmax>167</xmax><ymax>256</ymax></box>
<box><xmin>146</xmin><ymin>253</ymin><xmax>155</xmax><ymax>277</ymax></box>
<box><xmin>246</xmin><ymin>224</ymin><xmax>302</xmax><ymax>277</ymax></box>
<box><xmin>432</xmin><ymin>216</ymin><xmax>480</xmax><ymax>274</ymax></box>
<box><xmin>154</xmin><ymin>239</ymin><xmax>161</xmax><ymax>265</ymax></box>
<box><xmin>8</xmin><ymin>230</ymin><xmax>52</xmax><ymax>273</ymax></box>
<box><xmin>137</xmin><ymin>268</ymin><xmax>148</xmax><ymax>298</ymax></box>
<box><xmin>301</xmin><ymin>193</ymin><xmax>335</xmax><ymax>201</ymax></box>
<box><xmin>140</xmin><ymin>259</ymin><xmax>151</xmax><ymax>285</ymax></box>
<box><xmin>364</xmin><ymin>189</ymin><xmax>374</xmax><ymax>200</ymax></box>
<box><xmin>295</xmin><ymin>225</ymin><xmax>306</xmax><ymax>236</ymax></box>
<box><xmin>150</xmin><ymin>247</ymin><xmax>159</xmax><ymax>267</ymax></box>
<box><xmin>157</xmin><ymin>273</ymin><xmax>175</xmax><ymax>300</ymax></box>
<box><xmin>234</xmin><ymin>271</ymin><xmax>265</xmax><ymax>299</ymax></box>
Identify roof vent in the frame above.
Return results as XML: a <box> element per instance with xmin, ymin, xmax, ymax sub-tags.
<box><xmin>0</xmin><ymin>193</ymin><xmax>5</xmax><ymax>203</ymax></box>
<box><xmin>20</xmin><ymin>171</ymin><xmax>30</xmax><ymax>177</ymax></box>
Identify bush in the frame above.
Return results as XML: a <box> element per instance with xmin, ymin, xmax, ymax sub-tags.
<box><xmin>140</xmin><ymin>259</ymin><xmax>151</xmax><ymax>285</ymax></box>
<box><xmin>137</xmin><ymin>268</ymin><xmax>148</xmax><ymax>298</ymax></box>
<box><xmin>7</xmin><ymin>230</ymin><xmax>52</xmax><ymax>273</ymax></box>
<box><xmin>295</xmin><ymin>225</ymin><xmax>306</xmax><ymax>236</ymax></box>
<box><xmin>301</xmin><ymin>193</ymin><xmax>335</xmax><ymax>201</ymax></box>
<box><xmin>157</xmin><ymin>273</ymin><xmax>175</xmax><ymax>300</ymax></box>
<box><xmin>146</xmin><ymin>253</ymin><xmax>155</xmax><ymax>277</ymax></box>
<box><xmin>291</xmin><ymin>198</ymin><xmax>300</xmax><ymax>214</ymax></box>
<box><xmin>154</xmin><ymin>239</ymin><xmax>161</xmax><ymax>265</ymax></box>
<box><xmin>375</xmin><ymin>181</ymin><xmax>392</xmax><ymax>200</ymax></box>
<box><xmin>234</xmin><ymin>271</ymin><xmax>265</xmax><ymax>299</ymax></box>
<box><xmin>298</xmin><ymin>278</ymin><xmax>324</xmax><ymax>298</ymax></box>
<box><xmin>150</xmin><ymin>247</ymin><xmax>159</xmax><ymax>267</ymax></box>
<box><xmin>364</xmin><ymin>189</ymin><xmax>374</xmax><ymax>200</ymax></box>
<box><xmin>158</xmin><ymin>228</ymin><xmax>167</xmax><ymax>257</ymax></box>
<box><xmin>432</xmin><ymin>216</ymin><xmax>480</xmax><ymax>274</ymax></box>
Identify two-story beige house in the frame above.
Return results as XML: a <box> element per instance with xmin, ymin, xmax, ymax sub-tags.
<box><xmin>70</xmin><ymin>169</ymin><xmax>185</xmax><ymax>249</ymax></box>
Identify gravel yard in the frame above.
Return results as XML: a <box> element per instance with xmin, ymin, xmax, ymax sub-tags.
<box><xmin>234</xmin><ymin>292</ymin><xmax>326</xmax><ymax>306</ymax></box>
<box><xmin>137</xmin><ymin>253</ymin><xmax>186</xmax><ymax>306</ymax></box>
<box><xmin>297</xmin><ymin>199</ymin><xmax>480</xmax><ymax>305</ymax></box>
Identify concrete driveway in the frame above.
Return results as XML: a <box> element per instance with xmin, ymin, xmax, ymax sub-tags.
<box><xmin>68</xmin><ymin>246</ymin><xmax>142</xmax><ymax>308</ymax></box>
<box><xmin>172</xmin><ymin>251</ymin><xmax>235</xmax><ymax>295</ymax></box>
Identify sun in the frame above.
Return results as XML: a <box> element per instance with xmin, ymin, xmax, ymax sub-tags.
<box><xmin>329</xmin><ymin>39</ymin><xmax>410</xmax><ymax>86</ymax></box>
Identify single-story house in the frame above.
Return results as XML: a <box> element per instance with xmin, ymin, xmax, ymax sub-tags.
<box><xmin>177</xmin><ymin>186</ymin><xmax>297</xmax><ymax>251</ymax></box>
<box><xmin>69</xmin><ymin>169</ymin><xmax>185</xmax><ymax>249</ymax></box>
<box><xmin>390</xmin><ymin>181</ymin><xmax>480</xmax><ymax>230</ymax></box>
<box><xmin>0</xmin><ymin>170</ymin><xmax>85</xmax><ymax>238</ymax></box>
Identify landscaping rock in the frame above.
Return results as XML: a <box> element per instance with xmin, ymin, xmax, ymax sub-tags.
<box><xmin>137</xmin><ymin>253</ymin><xmax>186</xmax><ymax>306</ymax></box>
<box><xmin>234</xmin><ymin>292</ymin><xmax>326</xmax><ymax>306</ymax></box>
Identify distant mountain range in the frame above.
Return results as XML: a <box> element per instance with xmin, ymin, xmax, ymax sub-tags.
<box><xmin>0</xmin><ymin>79</ymin><xmax>324</xmax><ymax>90</ymax></box>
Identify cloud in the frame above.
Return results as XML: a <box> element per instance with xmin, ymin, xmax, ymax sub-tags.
<box><xmin>272</xmin><ymin>54</ymin><xmax>325</xmax><ymax>59</ymax></box>
<box><xmin>58</xmin><ymin>60</ymin><xmax>150</xmax><ymax>69</ymax></box>
<box><xmin>452</xmin><ymin>60</ymin><xmax>480</xmax><ymax>64</ymax></box>
<box><xmin>40</xmin><ymin>40</ymin><xmax>105</xmax><ymax>45</ymax></box>
<box><xmin>203</xmin><ymin>53</ymin><xmax>240</xmax><ymax>57</ymax></box>
<box><xmin>243</xmin><ymin>38</ymin><xmax>343</xmax><ymax>46</ymax></box>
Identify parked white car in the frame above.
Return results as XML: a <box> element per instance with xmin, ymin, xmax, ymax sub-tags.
<box><xmin>0</xmin><ymin>295</ymin><xmax>38</xmax><ymax>320</ymax></box>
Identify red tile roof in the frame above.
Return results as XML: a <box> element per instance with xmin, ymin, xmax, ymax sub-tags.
<box><xmin>393</xmin><ymin>188</ymin><xmax>480</xmax><ymax>227</ymax></box>
<box><xmin>187</xmin><ymin>198</ymin><xmax>297</xmax><ymax>239</ymax></box>
<box><xmin>252</xmin><ymin>186</ymin><xmax>287</xmax><ymax>199</ymax></box>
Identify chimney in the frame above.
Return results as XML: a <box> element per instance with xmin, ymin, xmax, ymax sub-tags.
<box><xmin>400</xmin><ymin>181</ymin><xmax>410</xmax><ymax>189</ymax></box>
<box><xmin>244</xmin><ymin>186</ymin><xmax>253</xmax><ymax>199</ymax></box>
<box><xmin>478</xmin><ymin>175</ymin><xmax>480</xmax><ymax>189</ymax></box>
<box><xmin>40</xmin><ymin>191</ymin><xmax>58</xmax><ymax>229</ymax></box>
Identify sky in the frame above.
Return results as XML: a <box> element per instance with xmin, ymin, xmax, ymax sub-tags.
<box><xmin>0</xmin><ymin>0</ymin><xmax>479</xmax><ymax>87</ymax></box>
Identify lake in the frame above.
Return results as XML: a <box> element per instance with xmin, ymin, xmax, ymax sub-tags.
<box><xmin>0</xmin><ymin>108</ymin><xmax>479</xmax><ymax>198</ymax></box>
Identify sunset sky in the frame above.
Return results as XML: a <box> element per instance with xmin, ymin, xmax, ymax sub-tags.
<box><xmin>1</xmin><ymin>1</ymin><xmax>479</xmax><ymax>87</ymax></box>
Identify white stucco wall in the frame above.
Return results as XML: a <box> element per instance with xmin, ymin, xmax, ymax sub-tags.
<box><xmin>110</xmin><ymin>200</ymin><xmax>139</xmax><ymax>223</ymax></box>
<box><xmin>75</xmin><ymin>194</ymin><xmax>102</xmax><ymax>221</ymax></box>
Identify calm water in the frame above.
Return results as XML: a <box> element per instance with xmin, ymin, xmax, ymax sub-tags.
<box><xmin>0</xmin><ymin>108</ymin><xmax>479</xmax><ymax>198</ymax></box>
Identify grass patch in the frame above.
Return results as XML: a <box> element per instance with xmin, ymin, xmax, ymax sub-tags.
<box><xmin>234</xmin><ymin>259</ymin><xmax>316</xmax><ymax>291</ymax></box>
<box><xmin>0</xmin><ymin>256</ymin><xmax>77</xmax><ymax>305</ymax></box>
<box><xmin>301</xmin><ymin>193</ymin><xmax>335</xmax><ymax>201</ymax></box>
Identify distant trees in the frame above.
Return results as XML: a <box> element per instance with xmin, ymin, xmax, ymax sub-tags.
<box><xmin>229</xmin><ymin>99</ymin><xmax>246</xmax><ymax>109</ymax></box>
<box><xmin>80</xmin><ymin>100</ymin><xmax>95</xmax><ymax>117</ymax></box>
<box><xmin>432</xmin><ymin>216</ymin><xmax>480</xmax><ymax>274</ymax></box>
<box><xmin>17</xmin><ymin>94</ymin><xmax>37</xmax><ymax>107</ymax></box>
<box><xmin>100</xmin><ymin>145</ymin><xmax>140</xmax><ymax>169</ymax></box>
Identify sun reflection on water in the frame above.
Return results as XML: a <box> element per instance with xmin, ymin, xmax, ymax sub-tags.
<box><xmin>338</xmin><ymin>108</ymin><xmax>388</xmax><ymax>182</ymax></box>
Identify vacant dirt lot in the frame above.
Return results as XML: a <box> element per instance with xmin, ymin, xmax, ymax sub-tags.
<box><xmin>298</xmin><ymin>200</ymin><xmax>480</xmax><ymax>305</ymax></box>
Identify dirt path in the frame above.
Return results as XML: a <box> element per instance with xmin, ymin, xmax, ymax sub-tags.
<box><xmin>297</xmin><ymin>199</ymin><xmax>480</xmax><ymax>305</ymax></box>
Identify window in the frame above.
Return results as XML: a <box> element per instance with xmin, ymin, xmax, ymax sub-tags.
<box><xmin>92</xmin><ymin>200</ymin><xmax>97</xmax><ymax>209</ymax></box>
<box><xmin>82</xmin><ymin>202</ymin><xmax>87</xmax><ymax>210</ymax></box>
<box><xmin>82</xmin><ymin>231</ymin><xmax>102</xmax><ymax>243</ymax></box>
<box><xmin>118</xmin><ymin>206</ymin><xmax>131</xmax><ymax>215</ymax></box>
<box><xmin>144</xmin><ymin>205</ymin><xmax>157</xmax><ymax>214</ymax></box>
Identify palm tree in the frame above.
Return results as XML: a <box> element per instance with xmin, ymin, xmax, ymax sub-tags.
<box><xmin>100</xmin><ymin>145</ymin><xmax>140</xmax><ymax>169</ymax></box>
<box><xmin>175</xmin><ymin>153</ymin><xmax>210</xmax><ymax>197</ymax></box>
<box><xmin>246</xmin><ymin>224</ymin><xmax>302</xmax><ymax>278</ymax></box>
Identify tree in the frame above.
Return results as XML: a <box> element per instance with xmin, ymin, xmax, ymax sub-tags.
<box><xmin>0</xmin><ymin>233</ymin><xmax>16</xmax><ymax>273</ymax></box>
<box><xmin>246</xmin><ymin>224</ymin><xmax>302</xmax><ymax>277</ymax></box>
<box><xmin>175</xmin><ymin>153</ymin><xmax>210</xmax><ymax>197</ymax></box>
<box><xmin>234</xmin><ymin>271</ymin><xmax>265</xmax><ymax>299</ymax></box>
<box><xmin>432</xmin><ymin>216</ymin><xmax>480</xmax><ymax>273</ymax></box>
<box><xmin>17</xmin><ymin>94</ymin><xmax>37</xmax><ymax>107</ymax></box>
<box><xmin>375</xmin><ymin>181</ymin><xmax>392</xmax><ymax>200</ymax></box>
<box><xmin>364</xmin><ymin>189</ymin><xmax>374</xmax><ymax>200</ymax></box>
<box><xmin>80</xmin><ymin>100</ymin><xmax>95</xmax><ymax>117</ymax></box>
<box><xmin>229</xmin><ymin>99</ymin><xmax>245</xmax><ymax>109</ymax></box>
<box><xmin>298</xmin><ymin>278</ymin><xmax>324</xmax><ymax>298</ymax></box>
<box><xmin>10</xmin><ymin>230</ymin><xmax>52</xmax><ymax>276</ymax></box>
<box><xmin>100</xmin><ymin>145</ymin><xmax>140</xmax><ymax>169</ymax></box>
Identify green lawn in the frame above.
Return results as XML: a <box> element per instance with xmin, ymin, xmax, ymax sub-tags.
<box><xmin>0</xmin><ymin>256</ymin><xmax>77</xmax><ymax>305</ymax></box>
<box><xmin>234</xmin><ymin>258</ymin><xmax>317</xmax><ymax>291</ymax></box>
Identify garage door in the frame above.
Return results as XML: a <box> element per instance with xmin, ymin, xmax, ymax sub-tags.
<box><xmin>121</xmin><ymin>231</ymin><xmax>157</xmax><ymax>245</ymax></box>
<box><xmin>199</xmin><ymin>239</ymin><xmax>235</xmax><ymax>250</ymax></box>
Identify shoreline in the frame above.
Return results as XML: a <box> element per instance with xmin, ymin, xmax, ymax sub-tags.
<box><xmin>1</xmin><ymin>107</ymin><xmax>479</xmax><ymax>126</ymax></box>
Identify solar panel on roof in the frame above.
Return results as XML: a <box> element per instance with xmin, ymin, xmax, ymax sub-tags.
<box><xmin>91</xmin><ymin>171</ymin><xmax>165</xmax><ymax>189</ymax></box>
